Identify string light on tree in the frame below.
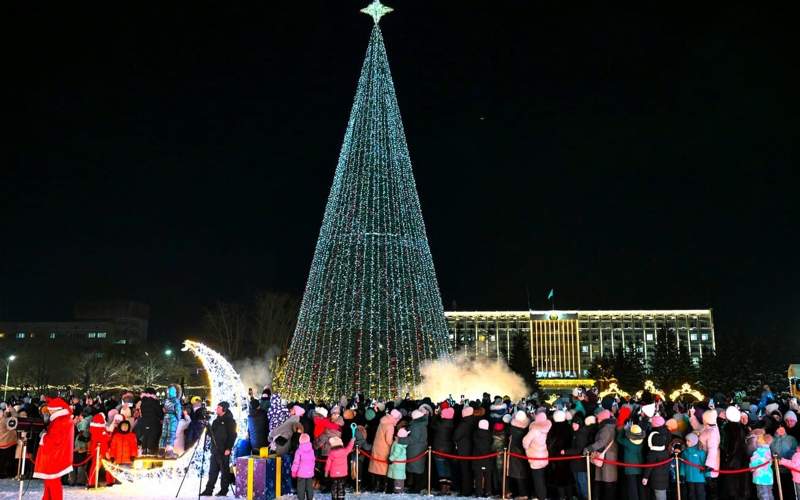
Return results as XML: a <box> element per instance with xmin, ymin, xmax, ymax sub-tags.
<box><xmin>282</xmin><ymin>1</ymin><xmax>452</xmax><ymax>400</ymax></box>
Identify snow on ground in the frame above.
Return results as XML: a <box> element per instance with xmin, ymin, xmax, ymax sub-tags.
<box><xmin>0</xmin><ymin>479</ymin><xmax>484</xmax><ymax>500</ymax></box>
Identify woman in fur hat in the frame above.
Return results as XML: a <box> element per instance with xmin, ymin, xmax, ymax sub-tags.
<box><xmin>721</xmin><ymin>405</ymin><xmax>749</xmax><ymax>500</ymax></box>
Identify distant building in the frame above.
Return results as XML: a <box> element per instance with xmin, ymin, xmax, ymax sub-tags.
<box><xmin>0</xmin><ymin>301</ymin><xmax>149</xmax><ymax>346</ymax></box>
<box><xmin>445</xmin><ymin>309</ymin><xmax>715</xmax><ymax>378</ymax></box>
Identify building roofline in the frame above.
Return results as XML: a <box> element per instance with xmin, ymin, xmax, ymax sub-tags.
<box><xmin>445</xmin><ymin>309</ymin><xmax>712</xmax><ymax>317</ymax></box>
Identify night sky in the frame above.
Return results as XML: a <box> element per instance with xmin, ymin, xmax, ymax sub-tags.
<box><xmin>5</xmin><ymin>3</ymin><xmax>797</xmax><ymax>342</ymax></box>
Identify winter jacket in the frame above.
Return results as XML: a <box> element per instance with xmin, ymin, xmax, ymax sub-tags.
<box><xmin>780</xmin><ymin>450</ymin><xmax>800</xmax><ymax>485</ymax></box>
<box><xmin>267</xmin><ymin>394</ymin><xmax>289</xmax><ymax>435</ymax></box>
<box><xmin>325</xmin><ymin>439</ymin><xmax>355</xmax><ymax>479</ymax></box>
<box><xmin>431</xmin><ymin>416</ymin><xmax>455</xmax><ymax>454</ymax></box>
<box><xmin>73</xmin><ymin>418</ymin><xmax>90</xmax><ymax>453</ymax></box>
<box><xmin>211</xmin><ymin>409</ymin><xmax>237</xmax><ymax>453</ymax></box>
<box><xmin>247</xmin><ymin>409</ymin><xmax>268</xmax><ymax>451</ymax></box>
<box><xmin>269</xmin><ymin>415</ymin><xmax>300</xmax><ymax>456</ymax></box>
<box><xmin>750</xmin><ymin>445</ymin><xmax>773</xmax><ymax>485</ymax></box>
<box><xmin>522</xmin><ymin>417</ymin><xmax>551</xmax><ymax>469</ymax></box>
<box><xmin>616</xmin><ymin>428</ymin><xmax>643</xmax><ymax>475</ymax></box>
<box><xmin>491</xmin><ymin>431</ymin><xmax>507</xmax><ymax>471</ymax></box>
<box><xmin>108</xmin><ymin>426</ymin><xmax>138</xmax><ymax>465</ymax></box>
<box><xmin>489</xmin><ymin>404</ymin><xmax>507</xmax><ymax>423</ymax></box>
<box><xmin>387</xmin><ymin>441</ymin><xmax>408</xmax><ymax>480</ymax></box>
<box><xmin>567</xmin><ymin>423</ymin><xmax>592</xmax><ymax>472</ymax></box>
<box><xmin>680</xmin><ymin>446</ymin><xmax>707</xmax><ymax>483</ymax></box>
<box><xmin>405</xmin><ymin>415</ymin><xmax>429</xmax><ymax>475</ymax></box>
<box><xmin>587</xmin><ymin>419</ymin><xmax>618</xmax><ymax>483</ymax></box>
<box><xmin>699</xmin><ymin>422</ymin><xmax>720</xmax><ymax>478</ymax></box>
<box><xmin>771</xmin><ymin>432</ymin><xmax>798</xmax><ymax>460</ymax></box>
<box><xmin>0</xmin><ymin>412</ymin><xmax>17</xmax><ymax>450</ymax></box>
<box><xmin>643</xmin><ymin>447</ymin><xmax>670</xmax><ymax>490</ymax></box>
<box><xmin>471</xmin><ymin>428</ymin><xmax>494</xmax><ymax>473</ymax></box>
<box><xmin>313</xmin><ymin>415</ymin><xmax>340</xmax><ymax>440</ymax></box>
<box><xmin>368</xmin><ymin>415</ymin><xmax>396</xmax><ymax>476</ymax></box>
<box><xmin>548</xmin><ymin>420</ymin><xmax>573</xmax><ymax>486</ymax></box>
<box><xmin>454</xmin><ymin>415</ymin><xmax>476</xmax><ymax>456</ymax></box>
<box><xmin>508</xmin><ymin>424</ymin><xmax>528</xmax><ymax>480</ymax></box>
<box><xmin>291</xmin><ymin>441</ymin><xmax>316</xmax><ymax>479</ymax></box>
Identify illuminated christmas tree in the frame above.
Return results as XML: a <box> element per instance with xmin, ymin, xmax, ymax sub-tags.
<box><xmin>283</xmin><ymin>1</ymin><xmax>451</xmax><ymax>400</ymax></box>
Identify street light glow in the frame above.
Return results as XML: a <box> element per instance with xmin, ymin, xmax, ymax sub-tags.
<box><xmin>7</xmin><ymin>355</ymin><xmax>15</xmax><ymax>362</ymax></box>
<box><xmin>164</xmin><ymin>349</ymin><xmax>173</xmax><ymax>356</ymax></box>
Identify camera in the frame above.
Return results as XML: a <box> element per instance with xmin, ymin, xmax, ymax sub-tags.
<box><xmin>6</xmin><ymin>416</ymin><xmax>45</xmax><ymax>433</ymax></box>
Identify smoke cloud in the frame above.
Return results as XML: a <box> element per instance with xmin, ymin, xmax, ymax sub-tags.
<box><xmin>413</xmin><ymin>352</ymin><xmax>529</xmax><ymax>402</ymax></box>
<box><xmin>234</xmin><ymin>347</ymin><xmax>281</xmax><ymax>394</ymax></box>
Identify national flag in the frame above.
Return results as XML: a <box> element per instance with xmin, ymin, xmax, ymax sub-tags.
<box><xmin>547</xmin><ymin>289</ymin><xmax>554</xmax><ymax>301</ymax></box>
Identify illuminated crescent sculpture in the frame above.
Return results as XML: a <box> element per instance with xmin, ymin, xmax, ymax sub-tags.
<box><xmin>103</xmin><ymin>340</ymin><xmax>249</xmax><ymax>489</ymax></box>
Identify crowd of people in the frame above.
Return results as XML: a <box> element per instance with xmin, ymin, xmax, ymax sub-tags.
<box><xmin>2</xmin><ymin>383</ymin><xmax>800</xmax><ymax>500</ymax></box>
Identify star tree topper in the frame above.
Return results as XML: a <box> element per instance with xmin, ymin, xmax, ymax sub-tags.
<box><xmin>360</xmin><ymin>0</ymin><xmax>393</xmax><ymax>24</ymax></box>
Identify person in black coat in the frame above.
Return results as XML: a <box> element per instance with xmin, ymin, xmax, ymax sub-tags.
<box><xmin>567</xmin><ymin>415</ymin><xmax>592</xmax><ymax>500</ymax></box>
<box><xmin>432</xmin><ymin>407</ymin><xmax>456</xmax><ymax>494</ymax></box>
<box><xmin>201</xmin><ymin>402</ymin><xmax>238</xmax><ymax>497</ymax></box>
<box><xmin>548</xmin><ymin>411</ymin><xmax>575</xmax><ymax>500</ymax></box>
<box><xmin>453</xmin><ymin>406</ymin><xmax>477</xmax><ymax>496</ymax></box>
<box><xmin>721</xmin><ymin>408</ymin><xmax>750</xmax><ymax>500</ymax></box>
<box><xmin>642</xmin><ymin>431</ymin><xmax>670</xmax><ymax>499</ymax></box>
<box><xmin>508</xmin><ymin>411</ymin><xmax>530</xmax><ymax>498</ymax></box>
<box><xmin>247</xmin><ymin>398</ymin><xmax>268</xmax><ymax>451</ymax></box>
<box><xmin>137</xmin><ymin>388</ymin><xmax>162</xmax><ymax>455</ymax></box>
<box><xmin>472</xmin><ymin>419</ymin><xmax>495</xmax><ymax>497</ymax></box>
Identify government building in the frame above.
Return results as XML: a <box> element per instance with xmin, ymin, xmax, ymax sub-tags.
<box><xmin>445</xmin><ymin>309</ymin><xmax>715</xmax><ymax>379</ymax></box>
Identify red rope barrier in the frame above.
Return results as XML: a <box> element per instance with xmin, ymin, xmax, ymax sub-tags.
<box><xmin>431</xmin><ymin>451</ymin><xmax>499</xmax><ymax>461</ymax></box>
<box><xmin>506</xmin><ymin>452</ymin><xmax>582</xmax><ymax>462</ymax></box>
<box><xmin>358</xmin><ymin>449</ymin><xmax>428</xmax><ymax>464</ymax></box>
<box><xmin>597</xmin><ymin>457</ymin><xmax>673</xmax><ymax>468</ymax></box>
<box><xmin>679</xmin><ymin>458</ymin><xmax>771</xmax><ymax>475</ymax></box>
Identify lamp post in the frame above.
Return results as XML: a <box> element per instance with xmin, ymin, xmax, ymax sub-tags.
<box><xmin>164</xmin><ymin>349</ymin><xmax>173</xmax><ymax>357</ymax></box>
<box><xmin>3</xmin><ymin>355</ymin><xmax>16</xmax><ymax>402</ymax></box>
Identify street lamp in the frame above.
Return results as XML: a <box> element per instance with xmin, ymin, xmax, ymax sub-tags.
<box><xmin>4</xmin><ymin>355</ymin><xmax>16</xmax><ymax>402</ymax></box>
<box><xmin>164</xmin><ymin>349</ymin><xmax>173</xmax><ymax>356</ymax></box>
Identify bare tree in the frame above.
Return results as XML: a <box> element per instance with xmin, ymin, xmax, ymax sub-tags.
<box><xmin>251</xmin><ymin>291</ymin><xmax>300</xmax><ymax>356</ymax></box>
<box><xmin>138</xmin><ymin>355</ymin><xmax>165</xmax><ymax>387</ymax></box>
<box><xmin>203</xmin><ymin>302</ymin><xmax>248</xmax><ymax>358</ymax></box>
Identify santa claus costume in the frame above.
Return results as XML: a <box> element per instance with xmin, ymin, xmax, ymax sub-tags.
<box><xmin>87</xmin><ymin>412</ymin><xmax>114</xmax><ymax>487</ymax></box>
<box><xmin>33</xmin><ymin>397</ymin><xmax>74</xmax><ymax>500</ymax></box>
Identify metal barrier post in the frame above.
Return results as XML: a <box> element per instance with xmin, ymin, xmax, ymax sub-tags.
<box><xmin>427</xmin><ymin>447</ymin><xmax>432</xmax><ymax>496</ymax></box>
<box><xmin>585</xmin><ymin>453</ymin><xmax>592</xmax><ymax>500</ymax></box>
<box><xmin>674</xmin><ymin>451</ymin><xmax>682</xmax><ymax>500</ymax></box>
<box><xmin>94</xmin><ymin>442</ymin><xmax>100</xmax><ymax>489</ymax></box>
<box><xmin>775</xmin><ymin>454</ymin><xmax>784</xmax><ymax>500</ymax></box>
<box><xmin>501</xmin><ymin>448</ymin><xmax>508</xmax><ymax>500</ymax></box>
<box><xmin>355</xmin><ymin>445</ymin><xmax>360</xmax><ymax>495</ymax></box>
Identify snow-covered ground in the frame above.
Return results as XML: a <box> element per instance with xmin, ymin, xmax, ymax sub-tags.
<box><xmin>0</xmin><ymin>479</ymin><xmax>479</xmax><ymax>500</ymax></box>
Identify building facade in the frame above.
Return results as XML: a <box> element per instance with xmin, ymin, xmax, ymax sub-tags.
<box><xmin>445</xmin><ymin>309</ymin><xmax>715</xmax><ymax>378</ymax></box>
<box><xmin>0</xmin><ymin>301</ymin><xmax>149</xmax><ymax>347</ymax></box>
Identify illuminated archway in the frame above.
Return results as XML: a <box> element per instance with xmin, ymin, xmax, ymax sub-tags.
<box><xmin>669</xmin><ymin>383</ymin><xmax>705</xmax><ymax>402</ymax></box>
<box><xmin>635</xmin><ymin>380</ymin><xmax>666</xmax><ymax>400</ymax></box>
<box><xmin>598</xmin><ymin>382</ymin><xmax>630</xmax><ymax>399</ymax></box>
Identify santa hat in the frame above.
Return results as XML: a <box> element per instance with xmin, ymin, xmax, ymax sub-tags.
<box><xmin>397</xmin><ymin>428</ymin><xmax>410</xmax><ymax>438</ymax></box>
<box><xmin>439</xmin><ymin>401</ymin><xmax>450</xmax><ymax>410</ymax></box>
<box><xmin>315</xmin><ymin>407</ymin><xmax>328</xmax><ymax>418</ymax></box>
<box><xmin>292</xmin><ymin>405</ymin><xmax>306</xmax><ymax>417</ymax></box>
<box><xmin>329</xmin><ymin>436</ymin><xmax>343</xmax><ymax>448</ymax></box>
<box><xmin>441</xmin><ymin>407</ymin><xmax>455</xmax><ymax>420</ymax></box>
<box><xmin>703</xmin><ymin>409</ymin><xmax>718</xmax><ymax>426</ymax></box>
<box><xmin>90</xmin><ymin>412</ymin><xmax>107</xmax><ymax>428</ymax></box>
<box><xmin>553</xmin><ymin>410</ymin><xmax>567</xmax><ymax>423</ymax></box>
<box><xmin>641</xmin><ymin>403</ymin><xmax>657</xmax><ymax>418</ymax></box>
<box><xmin>725</xmin><ymin>406</ymin><xmax>741</xmax><ymax>423</ymax></box>
<box><xmin>44</xmin><ymin>397</ymin><xmax>70</xmax><ymax>421</ymax></box>
<box><xmin>651</xmin><ymin>415</ymin><xmax>665</xmax><ymax>428</ymax></box>
<box><xmin>462</xmin><ymin>406</ymin><xmax>474</xmax><ymax>418</ymax></box>
<box><xmin>390</xmin><ymin>409</ymin><xmax>402</xmax><ymax>421</ymax></box>
<box><xmin>478</xmin><ymin>419</ymin><xmax>490</xmax><ymax>430</ymax></box>
<box><xmin>597</xmin><ymin>410</ymin><xmax>612</xmax><ymax>423</ymax></box>
<box><xmin>411</xmin><ymin>410</ymin><xmax>425</xmax><ymax>420</ymax></box>
<box><xmin>785</xmin><ymin>410</ymin><xmax>798</xmax><ymax>423</ymax></box>
<box><xmin>685</xmin><ymin>433</ymin><xmax>699</xmax><ymax>447</ymax></box>
<box><xmin>299</xmin><ymin>433</ymin><xmax>310</xmax><ymax>444</ymax></box>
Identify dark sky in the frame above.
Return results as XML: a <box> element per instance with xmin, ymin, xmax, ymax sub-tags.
<box><xmin>5</xmin><ymin>3</ymin><xmax>798</xmax><ymax>342</ymax></box>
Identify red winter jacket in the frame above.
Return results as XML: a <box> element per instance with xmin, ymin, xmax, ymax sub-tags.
<box><xmin>325</xmin><ymin>439</ymin><xmax>355</xmax><ymax>479</ymax></box>
<box><xmin>89</xmin><ymin>413</ymin><xmax>111</xmax><ymax>455</ymax></box>
<box><xmin>108</xmin><ymin>424</ymin><xmax>138</xmax><ymax>465</ymax></box>
<box><xmin>313</xmin><ymin>416</ymin><xmax>341</xmax><ymax>439</ymax></box>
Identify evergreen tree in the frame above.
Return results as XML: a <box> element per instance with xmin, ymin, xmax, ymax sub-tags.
<box><xmin>615</xmin><ymin>342</ymin><xmax>647</xmax><ymax>391</ymax></box>
<box><xmin>509</xmin><ymin>335</ymin><xmax>540</xmax><ymax>396</ymax></box>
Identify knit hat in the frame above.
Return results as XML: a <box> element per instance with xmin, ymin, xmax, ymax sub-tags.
<box><xmin>511</xmin><ymin>410</ymin><xmax>529</xmax><ymax>428</ymax></box>
<box><xmin>553</xmin><ymin>410</ymin><xmax>566</xmax><ymax>423</ymax></box>
<box><xmin>419</xmin><ymin>404</ymin><xmax>434</xmax><ymax>416</ymax></box>
<box><xmin>343</xmin><ymin>409</ymin><xmax>355</xmax><ymax>421</ymax></box>
<box><xmin>533</xmin><ymin>411</ymin><xmax>551</xmax><ymax>431</ymax></box>
<box><xmin>315</xmin><ymin>407</ymin><xmax>328</xmax><ymax>418</ymax></box>
<box><xmin>330</xmin><ymin>405</ymin><xmax>341</xmax><ymax>416</ymax></box>
<box><xmin>685</xmin><ymin>433</ymin><xmax>699</xmax><ymax>447</ymax></box>
<box><xmin>300</xmin><ymin>433</ymin><xmax>310</xmax><ymax>444</ymax></box>
<box><xmin>702</xmin><ymin>409</ymin><xmax>718</xmax><ymax>426</ymax></box>
<box><xmin>329</xmin><ymin>436</ymin><xmax>343</xmax><ymax>448</ymax></box>
<box><xmin>642</xmin><ymin>403</ymin><xmax>657</xmax><ymax>418</ymax></box>
<box><xmin>785</xmin><ymin>410</ymin><xmax>798</xmax><ymax>423</ymax></box>
<box><xmin>597</xmin><ymin>410</ymin><xmax>612</xmax><ymax>423</ymax></box>
<box><xmin>566</xmin><ymin>410</ymin><xmax>575</xmax><ymax>421</ymax></box>
<box><xmin>626</xmin><ymin>424</ymin><xmax>645</xmax><ymax>445</ymax></box>
<box><xmin>365</xmin><ymin>408</ymin><xmax>376</xmax><ymax>421</ymax></box>
<box><xmin>725</xmin><ymin>406</ymin><xmax>741</xmax><ymax>423</ymax></box>
<box><xmin>390</xmin><ymin>409</ymin><xmax>402</xmax><ymax>421</ymax></box>
<box><xmin>397</xmin><ymin>428</ymin><xmax>409</xmax><ymax>438</ymax></box>
<box><xmin>601</xmin><ymin>396</ymin><xmax>615</xmax><ymax>411</ymax></box>
<box><xmin>666</xmin><ymin>419</ymin><xmax>678</xmax><ymax>433</ymax></box>
<box><xmin>766</xmin><ymin>403</ymin><xmax>780</xmax><ymax>416</ymax></box>
<box><xmin>441</xmin><ymin>407</ymin><xmax>455</xmax><ymax>420</ymax></box>
<box><xmin>652</xmin><ymin>415</ymin><xmax>665</xmax><ymax>428</ymax></box>
<box><xmin>462</xmin><ymin>406</ymin><xmax>474</xmax><ymax>418</ymax></box>
<box><xmin>411</xmin><ymin>410</ymin><xmax>425</xmax><ymax>420</ymax></box>
<box><xmin>218</xmin><ymin>401</ymin><xmax>230</xmax><ymax>411</ymax></box>
<box><xmin>502</xmin><ymin>413</ymin><xmax>512</xmax><ymax>423</ymax></box>
<box><xmin>376</xmin><ymin>402</ymin><xmax>386</xmax><ymax>412</ymax></box>
<box><xmin>585</xmin><ymin>415</ymin><xmax>597</xmax><ymax>426</ymax></box>
<box><xmin>478</xmin><ymin>419</ymin><xmax>490</xmax><ymax>430</ymax></box>
<box><xmin>493</xmin><ymin>422</ymin><xmax>505</xmax><ymax>432</ymax></box>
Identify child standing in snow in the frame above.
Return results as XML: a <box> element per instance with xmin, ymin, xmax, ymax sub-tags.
<box><xmin>388</xmin><ymin>428</ymin><xmax>410</xmax><ymax>493</ymax></box>
<box><xmin>292</xmin><ymin>433</ymin><xmax>316</xmax><ymax>500</ymax></box>
<box><xmin>750</xmin><ymin>433</ymin><xmax>774</xmax><ymax>500</ymax></box>
<box><xmin>325</xmin><ymin>437</ymin><xmax>355</xmax><ymax>500</ymax></box>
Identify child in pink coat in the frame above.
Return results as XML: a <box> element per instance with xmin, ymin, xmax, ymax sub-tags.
<box><xmin>292</xmin><ymin>433</ymin><xmax>316</xmax><ymax>500</ymax></box>
<box><xmin>325</xmin><ymin>437</ymin><xmax>355</xmax><ymax>500</ymax></box>
<box><xmin>780</xmin><ymin>445</ymin><xmax>800</xmax><ymax>499</ymax></box>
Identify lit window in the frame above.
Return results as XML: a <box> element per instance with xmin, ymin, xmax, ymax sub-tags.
<box><xmin>690</xmin><ymin>333</ymin><xmax>698</xmax><ymax>341</ymax></box>
<box><xmin>701</xmin><ymin>334</ymin><xmax>709</xmax><ymax>341</ymax></box>
<box><xmin>49</xmin><ymin>332</ymin><xmax>57</xmax><ymax>339</ymax></box>
<box><xmin>97</xmin><ymin>332</ymin><xmax>107</xmax><ymax>338</ymax></box>
<box><xmin>0</xmin><ymin>332</ymin><xmax>5</xmax><ymax>338</ymax></box>
<box><xmin>114</xmin><ymin>339</ymin><xmax>127</xmax><ymax>345</ymax></box>
<box><xmin>692</xmin><ymin>357</ymin><xmax>700</xmax><ymax>366</ymax></box>
<box><xmin>581</xmin><ymin>345</ymin><xmax>589</xmax><ymax>353</ymax></box>
<box><xmin>87</xmin><ymin>332</ymin><xmax>97</xmax><ymax>339</ymax></box>
<box><xmin>646</xmin><ymin>333</ymin><xmax>654</xmax><ymax>341</ymax></box>
<box><xmin>16</xmin><ymin>332</ymin><xmax>25</xmax><ymax>339</ymax></box>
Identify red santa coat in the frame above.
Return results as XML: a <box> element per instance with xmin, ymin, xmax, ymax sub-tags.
<box><xmin>89</xmin><ymin>412</ymin><xmax>111</xmax><ymax>456</ymax></box>
<box><xmin>33</xmin><ymin>398</ymin><xmax>75</xmax><ymax>480</ymax></box>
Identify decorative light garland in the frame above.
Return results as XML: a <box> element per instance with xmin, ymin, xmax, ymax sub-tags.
<box><xmin>635</xmin><ymin>380</ymin><xmax>666</xmax><ymax>400</ymax></box>
<box><xmin>598</xmin><ymin>382</ymin><xmax>630</xmax><ymax>399</ymax></box>
<box><xmin>282</xmin><ymin>3</ymin><xmax>451</xmax><ymax>400</ymax></box>
<box><xmin>104</xmin><ymin>340</ymin><xmax>248</xmax><ymax>487</ymax></box>
<box><xmin>669</xmin><ymin>383</ymin><xmax>705</xmax><ymax>402</ymax></box>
